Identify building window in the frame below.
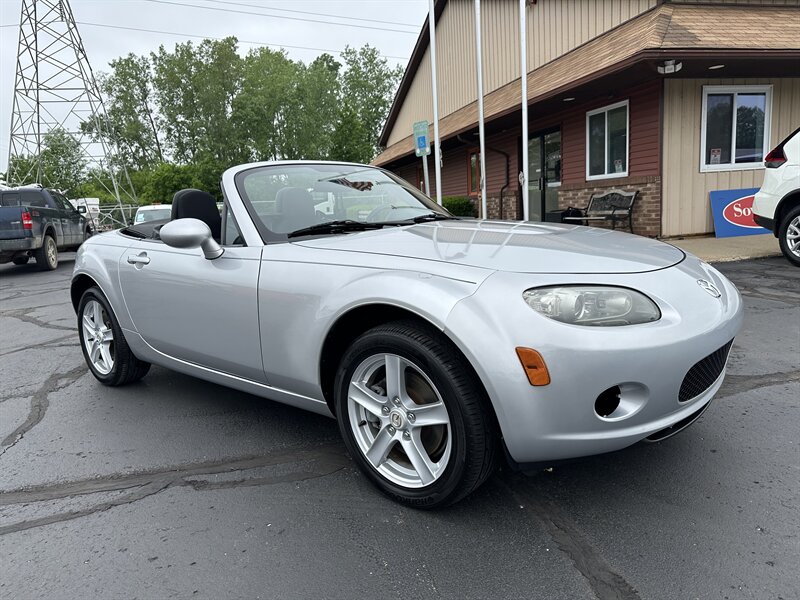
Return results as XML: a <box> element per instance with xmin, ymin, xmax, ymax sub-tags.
<box><xmin>586</xmin><ymin>100</ymin><xmax>629</xmax><ymax>180</ymax></box>
<box><xmin>701</xmin><ymin>85</ymin><xmax>771</xmax><ymax>172</ymax></box>
<box><xmin>467</xmin><ymin>149</ymin><xmax>481</xmax><ymax>195</ymax></box>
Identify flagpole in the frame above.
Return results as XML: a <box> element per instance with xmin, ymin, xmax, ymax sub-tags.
<box><xmin>475</xmin><ymin>0</ymin><xmax>487</xmax><ymax>219</ymax></box>
<box><xmin>520</xmin><ymin>0</ymin><xmax>529</xmax><ymax>221</ymax></box>
<box><xmin>429</xmin><ymin>0</ymin><xmax>442</xmax><ymax>206</ymax></box>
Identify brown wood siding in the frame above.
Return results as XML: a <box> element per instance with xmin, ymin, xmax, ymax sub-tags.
<box><xmin>560</xmin><ymin>79</ymin><xmax>661</xmax><ymax>185</ymax></box>
<box><xmin>391</xmin><ymin>79</ymin><xmax>661</xmax><ymax>198</ymax></box>
<box><xmin>393</xmin><ymin>164</ymin><xmax>419</xmax><ymax>189</ymax></box>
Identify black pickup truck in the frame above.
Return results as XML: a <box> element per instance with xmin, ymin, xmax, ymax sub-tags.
<box><xmin>0</xmin><ymin>186</ymin><xmax>92</xmax><ymax>270</ymax></box>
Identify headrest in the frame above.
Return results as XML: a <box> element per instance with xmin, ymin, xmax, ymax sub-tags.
<box><xmin>275</xmin><ymin>187</ymin><xmax>315</xmax><ymax>211</ymax></box>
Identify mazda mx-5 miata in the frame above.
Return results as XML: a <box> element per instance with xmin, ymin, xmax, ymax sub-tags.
<box><xmin>72</xmin><ymin>161</ymin><xmax>743</xmax><ymax>507</ymax></box>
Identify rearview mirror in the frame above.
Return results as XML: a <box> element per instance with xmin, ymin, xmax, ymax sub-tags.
<box><xmin>159</xmin><ymin>218</ymin><xmax>224</xmax><ymax>260</ymax></box>
<box><xmin>77</xmin><ymin>205</ymin><xmax>87</xmax><ymax>214</ymax></box>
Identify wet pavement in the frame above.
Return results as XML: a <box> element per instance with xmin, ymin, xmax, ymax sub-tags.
<box><xmin>1</xmin><ymin>254</ymin><xmax>798</xmax><ymax>599</ymax></box>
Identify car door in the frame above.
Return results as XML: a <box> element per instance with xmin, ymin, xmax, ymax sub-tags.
<box><xmin>51</xmin><ymin>192</ymin><xmax>83</xmax><ymax>244</ymax></box>
<box><xmin>117</xmin><ymin>214</ymin><xmax>265</xmax><ymax>382</ymax></box>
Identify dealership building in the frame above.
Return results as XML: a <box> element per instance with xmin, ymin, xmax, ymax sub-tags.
<box><xmin>373</xmin><ymin>0</ymin><xmax>800</xmax><ymax>238</ymax></box>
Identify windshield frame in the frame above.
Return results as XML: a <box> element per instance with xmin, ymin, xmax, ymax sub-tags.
<box><xmin>233</xmin><ymin>162</ymin><xmax>451</xmax><ymax>244</ymax></box>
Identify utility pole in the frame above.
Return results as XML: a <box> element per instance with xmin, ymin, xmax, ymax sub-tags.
<box><xmin>7</xmin><ymin>0</ymin><xmax>135</xmax><ymax>216</ymax></box>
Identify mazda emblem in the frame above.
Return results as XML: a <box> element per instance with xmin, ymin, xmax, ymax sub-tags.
<box><xmin>697</xmin><ymin>279</ymin><xmax>721</xmax><ymax>298</ymax></box>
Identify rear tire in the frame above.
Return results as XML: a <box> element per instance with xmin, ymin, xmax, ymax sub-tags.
<box><xmin>35</xmin><ymin>234</ymin><xmax>58</xmax><ymax>271</ymax></box>
<box><xmin>334</xmin><ymin>320</ymin><xmax>497</xmax><ymax>508</ymax></box>
<box><xmin>12</xmin><ymin>255</ymin><xmax>29</xmax><ymax>266</ymax></box>
<box><xmin>778</xmin><ymin>205</ymin><xmax>800</xmax><ymax>267</ymax></box>
<box><xmin>78</xmin><ymin>287</ymin><xmax>151</xmax><ymax>386</ymax></box>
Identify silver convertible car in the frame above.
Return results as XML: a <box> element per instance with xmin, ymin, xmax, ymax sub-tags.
<box><xmin>72</xmin><ymin>161</ymin><xmax>743</xmax><ymax>507</ymax></box>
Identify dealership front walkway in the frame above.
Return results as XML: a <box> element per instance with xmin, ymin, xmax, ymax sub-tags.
<box><xmin>666</xmin><ymin>233</ymin><xmax>781</xmax><ymax>263</ymax></box>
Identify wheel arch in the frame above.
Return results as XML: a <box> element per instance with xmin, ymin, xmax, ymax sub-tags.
<box><xmin>775</xmin><ymin>191</ymin><xmax>800</xmax><ymax>236</ymax></box>
<box><xmin>318</xmin><ymin>303</ymin><xmax>500</xmax><ymax>436</ymax></box>
<box><xmin>42</xmin><ymin>224</ymin><xmax>57</xmax><ymax>243</ymax></box>
<box><xmin>71</xmin><ymin>273</ymin><xmax>100</xmax><ymax>313</ymax></box>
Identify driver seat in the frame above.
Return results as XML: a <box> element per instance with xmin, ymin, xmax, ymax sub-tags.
<box><xmin>171</xmin><ymin>189</ymin><xmax>221</xmax><ymax>241</ymax></box>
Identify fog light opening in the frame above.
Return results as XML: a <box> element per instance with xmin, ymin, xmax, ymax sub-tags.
<box><xmin>595</xmin><ymin>386</ymin><xmax>621</xmax><ymax>418</ymax></box>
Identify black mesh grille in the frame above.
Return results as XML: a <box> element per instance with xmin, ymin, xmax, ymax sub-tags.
<box><xmin>679</xmin><ymin>340</ymin><xmax>734</xmax><ymax>402</ymax></box>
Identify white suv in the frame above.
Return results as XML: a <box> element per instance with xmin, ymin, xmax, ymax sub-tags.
<box><xmin>753</xmin><ymin>127</ymin><xmax>800</xmax><ymax>266</ymax></box>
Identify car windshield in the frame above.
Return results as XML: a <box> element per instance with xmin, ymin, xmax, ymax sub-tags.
<box><xmin>234</xmin><ymin>163</ymin><xmax>451</xmax><ymax>238</ymax></box>
<box><xmin>135</xmin><ymin>207</ymin><xmax>171</xmax><ymax>223</ymax></box>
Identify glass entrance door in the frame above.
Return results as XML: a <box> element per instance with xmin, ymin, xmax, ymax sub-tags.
<box><xmin>527</xmin><ymin>129</ymin><xmax>561</xmax><ymax>221</ymax></box>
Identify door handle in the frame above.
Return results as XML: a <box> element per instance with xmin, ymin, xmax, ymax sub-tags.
<box><xmin>127</xmin><ymin>253</ymin><xmax>150</xmax><ymax>265</ymax></box>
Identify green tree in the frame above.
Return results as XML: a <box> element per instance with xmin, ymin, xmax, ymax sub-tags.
<box><xmin>151</xmin><ymin>37</ymin><xmax>246</xmax><ymax>165</ymax></box>
<box><xmin>233</xmin><ymin>47</ymin><xmax>297</xmax><ymax>161</ymax></box>
<box><xmin>7</xmin><ymin>128</ymin><xmax>87</xmax><ymax>193</ymax></box>
<box><xmin>89</xmin><ymin>54</ymin><xmax>164</xmax><ymax>169</ymax></box>
<box><xmin>333</xmin><ymin>45</ymin><xmax>403</xmax><ymax>163</ymax></box>
<box><xmin>141</xmin><ymin>163</ymin><xmax>195</xmax><ymax>203</ymax></box>
<box><xmin>281</xmin><ymin>54</ymin><xmax>341</xmax><ymax>160</ymax></box>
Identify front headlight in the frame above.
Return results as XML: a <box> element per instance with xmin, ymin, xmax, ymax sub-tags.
<box><xmin>522</xmin><ymin>286</ymin><xmax>661</xmax><ymax>326</ymax></box>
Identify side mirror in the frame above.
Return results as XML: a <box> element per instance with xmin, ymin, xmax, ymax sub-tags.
<box><xmin>77</xmin><ymin>205</ymin><xmax>87</xmax><ymax>214</ymax></box>
<box><xmin>159</xmin><ymin>218</ymin><xmax>224</xmax><ymax>260</ymax></box>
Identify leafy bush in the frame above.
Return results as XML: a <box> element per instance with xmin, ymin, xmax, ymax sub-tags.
<box><xmin>442</xmin><ymin>196</ymin><xmax>476</xmax><ymax>217</ymax></box>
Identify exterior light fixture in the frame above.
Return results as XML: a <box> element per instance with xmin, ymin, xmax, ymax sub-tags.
<box><xmin>708</xmin><ymin>64</ymin><xmax>725</xmax><ymax>70</ymax></box>
<box><xmin>657</xmin><ymin>60</ymin><xmax>683</xmax><ymax>75</ymax></box>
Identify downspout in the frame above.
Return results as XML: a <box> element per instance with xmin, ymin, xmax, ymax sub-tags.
<box><xmin>456</xmin><ymin>134</ymin><xmax>510</xmax><ymax>219</ymax></box>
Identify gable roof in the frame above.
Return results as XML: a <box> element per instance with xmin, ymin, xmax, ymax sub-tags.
<box><xmin>374</xmin><ymin>3</ymin><xmax>800</xmax><ymax>167</ymax></box>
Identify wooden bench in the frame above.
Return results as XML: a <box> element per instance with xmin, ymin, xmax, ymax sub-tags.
<box><xmin>562</xmin><ymin>189</ymin><xmax>638</xmax><ymax>234</ymax></box>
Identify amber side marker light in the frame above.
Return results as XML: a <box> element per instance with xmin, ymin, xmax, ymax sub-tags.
<box><xmin>515</xmin><ymin>347</ymin><xmax>551</xmax><ymax>386</ymax></box>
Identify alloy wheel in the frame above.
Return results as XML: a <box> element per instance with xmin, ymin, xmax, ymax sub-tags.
<box><xmin>81</xmin><ymin>299</ymin><xmax>115</xmax><ymax>375</ymax></box>
<box><xmin>347</xmin><ymin>353</ymin><xmax>452</xmax><ymax>488</ymax></box>
<box><xmin>786</xmin><ymin>215</ymin><xmax>800</xmax><ymax>258</ymax></box>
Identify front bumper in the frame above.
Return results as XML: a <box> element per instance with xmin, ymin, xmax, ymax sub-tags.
<box><xmin>444</xmin><ymin>253</ymin><xmax>743</xmax><ymax>464</ymax></box>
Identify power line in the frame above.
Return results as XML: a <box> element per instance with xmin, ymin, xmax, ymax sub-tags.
<box><xmin>196</xmin><ymin>0</ymin><xmax>419</xmax><ymax>28</ymax></box>
<box><xmin>67</xmin><ymin>20</ymin><xmax>409</xmax><ymax>61</ymax></box>
<box><xmin>140</xmin><ymin>0</ymin><xmax>417</xmax><ymax>34</ymax></box>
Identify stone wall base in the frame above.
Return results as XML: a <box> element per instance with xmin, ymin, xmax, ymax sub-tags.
<box><xmin>557</xmin><ymin>176</ymin><xmax>662</xmax><ymax>238</ymax></box>
<box><xmin>474</xmin><ymin>176</ymin><xmax>661</xmax><ymax>238</ymax></box>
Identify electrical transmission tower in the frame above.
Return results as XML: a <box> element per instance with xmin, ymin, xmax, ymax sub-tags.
<box><xmin>6</xmin><ymin>0</ymin><xmax>135</xmax><ymax>210</ymax></box>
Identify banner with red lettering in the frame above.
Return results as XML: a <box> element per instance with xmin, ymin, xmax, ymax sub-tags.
<box><xmin>709</xmin><ymin>188</ymin><xmax>769</xmax><ymax>238</ymax></box>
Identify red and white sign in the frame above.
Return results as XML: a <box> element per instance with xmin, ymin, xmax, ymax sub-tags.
<box><xmin>709</xmin><ymin>187</ymin><xmax>767</xmax><ymax>238</ymax></box>
<box><xmin>722</xmin><ymin>194</ymin><xmax>760</xmax><ymax>229</ymax></box>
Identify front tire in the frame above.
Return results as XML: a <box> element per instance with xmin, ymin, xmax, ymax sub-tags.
<box><xmin>778</xmin><ymin>205</ymin><xmax>800</xmax><ymax>267</ymax></box>
<box><xmin>35</xmin><ymin>234</ymin><xmax>58</xmax><ymax>270</ymax></box>
<box><xmin>334</xmin><ymin>320</ymin><xmax>497</xmax><ymax>508</ymax></box>
<box><xmin>78</xmin><ymin>287</ymin><xmax>151</xmax><ymax>386</ymax></box>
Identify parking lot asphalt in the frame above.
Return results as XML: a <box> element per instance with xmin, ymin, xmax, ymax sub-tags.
<box><xmin>1</xmin><ymin>253</ymin><xmax>798</xmax><ymax>600</ymax></box>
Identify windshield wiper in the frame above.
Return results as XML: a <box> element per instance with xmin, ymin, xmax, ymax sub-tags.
<box><xmin>409</xmin><ymin>213</ymin><xmax>460</xmax><ymax>223</ymax></box>
<box><xmin>287</xmin><ymin>219</ymin><xmax>385</xmax><ymax>238</ymax></box>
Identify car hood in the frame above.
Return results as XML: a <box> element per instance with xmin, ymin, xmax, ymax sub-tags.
<box><xmin>292</xmin><ymin>220</ymin><xmax>685</xmax><ymax>274</ymax></box>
